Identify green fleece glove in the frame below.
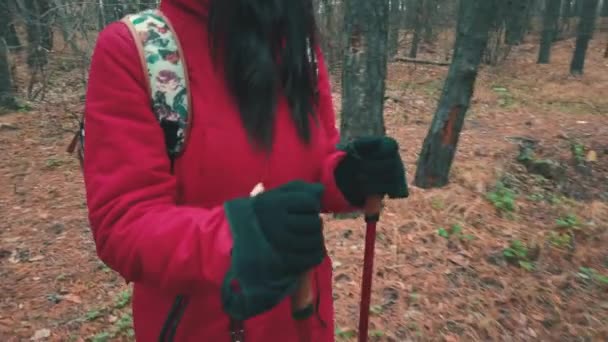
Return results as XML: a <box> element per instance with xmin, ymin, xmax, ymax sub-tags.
<box><xmin>335</xmin><ymin>136</ymin><xmax>409</xmax><ymax>207</ymax></box>
<box><xmin>222</xmin><ymin>181</ymin><xmax>326</xmax><ymax>321</ymax></box>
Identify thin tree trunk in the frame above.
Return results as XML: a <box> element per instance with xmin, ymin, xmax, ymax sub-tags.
<box><xmin>538</xmin><ymin>0</ymin><xmax>562</xmax><ymax>63</ymax></box>
<box><xmin>24</xmin><ymin>0</ymin><xmax>52</xmax><ymax>69</ymax></box>
<box><xmin>505</xmin><ymin>0</ymin><xmax>533</xmax><ymax>45</ymax></box>
<box><xmin>422</xmin><ymin>0</ymin><xmax>437</xmax><ymax>43</ymax></box>
<box><xmin>560</xmin><ymin>0</ymin><xmax>572</xmax><ymax>36</ymax></box>
<box><xmin>388</xmin><ymin>0</ymin><xmax>401</xmax><ymax>57</ymax></box>
<box><xmin>409</xmin><ymin>0</ymin><xmax>423</xmax><ymax>58</ymax></box>
<box><xmin>340</xmin><ymin>0</ymin><xmax>390</xmax><ymax>141</ymax></box>
<box><xmin>0</xmin><ymin>1</ymin><xmax>20</xmax><ymax>49</ymax></box>
<box><xmin>0</xmin><ymin>38</ymin><xmax>17</xmax><ymax>109</ymax></box>
<box><xmin>414</xmin><ymin>0</ymin><xmax>498</xmax><ymax>188</ymax></box>
<box><xmin>570</xmin><ymin>0</ymin><xmax>599</xmax><ymax>74</ymax></box>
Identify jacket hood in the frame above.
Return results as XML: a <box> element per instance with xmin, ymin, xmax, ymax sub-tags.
<box><xmin>160</xmin><ymin>0</ymin><xmax>210</xmax><ymax>18</ymax></box>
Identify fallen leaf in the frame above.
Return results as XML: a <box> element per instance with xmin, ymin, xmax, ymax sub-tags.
<box><xmin>448</xmin><ymin>254</ymin><xmax>469</xmax><ymax>267</ymax></box>
<box><xmin>444</xmin><ymin>334</ymin><xmax>460</xmax><ymax>342</ymax></box>
<box><xmin>586</xmin><ymin>150</ymin><xmax>597</xmax><ymax>162</ymax></box>
<box><xmin>0</xmin><ymin>123</ymin><xmax>18</xmax><ymax>130</ymax></box>
<box><xmin>528</xmin><ymin>328</ymin><xmax>537</xmax><ymax>338</ymax></box>
<box><xmin>31</xmin><ymin>328</ymin><xmax>51</xmax><ymax>340</ymax></box>
<box><xmin>62</xmin><ymin>294</ymin><xmax>82</xmax><ymax>304</ymax></box>
<box><xmin>8</xmin><ymin>251</ymin><xmax>19</xmax><ymax>264</ymax></box>
<box><xmin>108</xmin><ymin>315</ymin><xmax>118</xmax><ymax>323</ymax></box>
<box><xmin>531</xmin><ymin>313</ymin><xmax>544</xmax><ymax>321</ymax></box>
<box><xmin>28</xmin><ymin>255</ymin><xmax>45</xmax><ymax>262</ymax></box>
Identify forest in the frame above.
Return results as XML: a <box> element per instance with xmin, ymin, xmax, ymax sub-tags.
<box><xmin>1</xmin><ymin>0</ymin><xmax>607</xmax><ymax>341</ymax></box>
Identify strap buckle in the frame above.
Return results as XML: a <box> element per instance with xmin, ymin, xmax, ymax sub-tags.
<box><xmin>230</xmin><ymin>319</ymin><xmax>245</xmax><ymax>342</ymax></box>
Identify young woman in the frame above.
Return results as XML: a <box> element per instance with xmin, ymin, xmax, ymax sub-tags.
<box><xmin>82</xmin><ymin>0</ymin><xmax>408</xmax><ymax>341</ymax></box>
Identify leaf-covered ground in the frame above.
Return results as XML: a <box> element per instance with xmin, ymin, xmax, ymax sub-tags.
<box><xmin>1</xmin><ymin>32</ymin><xmax>607</xmax><ymax>341</ymax></box>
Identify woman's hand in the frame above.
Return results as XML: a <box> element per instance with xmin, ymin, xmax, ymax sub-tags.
<box><xmin>222</xmin><ymin>180</ymin><xmax>326</xmax><ymax>320</ymax></box>
<box><xmin>334</xmin><ymin>136</ymin><xmax>409</xmax><ymax>207</ymax></box>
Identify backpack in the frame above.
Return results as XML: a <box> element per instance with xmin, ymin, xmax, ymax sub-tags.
<box><xmin>67</xmin><ymin>9</ymin><xmax>191</xmax><ymax>170</ymax></box>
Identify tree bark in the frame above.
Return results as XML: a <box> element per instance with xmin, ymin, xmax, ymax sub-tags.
<box><xmin>0</xmin><ymin>38</ymin><xmax>17</xmax><ymax>109</ymax></box>
<box><xmin>570</xmin><ymin>0</ymin><xmax>599</xmax><ymax>75</ymax></box>
<box><xmin>414</xmin><ymin>0</ymin><xmax>498</xmax><ymax>189</ymax></box>
<box><xmin>538</xmin><ymin>0</ymin><xmax>562</xmax><ymax>63</ymax></box>
<box><xmin>340</xmin><ymin>0</ymin><xmax>390</xmax><ymax>141</ymax></box>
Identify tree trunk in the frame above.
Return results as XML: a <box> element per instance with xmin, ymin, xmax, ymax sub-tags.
<box><xmin>601</xmin><ymin>0</ymin><xmax>608</xmax><ymax>16</ymax></box>
<box><xmin>409</xmin><ymin>0</ymin><xmax>423</xmax><ymax>58</ymax></box>
<box><xmin>103</xmin><ymin>0</ymin><xmax>126</xmax><ymax>25</ymax></box>
<box><xmin>576</xmin><ymin>0</ymin><xmax>585</xmax><ymax>15</ymax></box>
<box><xmin>0</xmin><ymin>38</ymin><xmax>17</xmax><ymax>109</ymax></box>
<box><xmin>0</xmin><ymin>1</ymin><xmax>20</xmax><ymax>49</ymax></box>
<box><xmin>538</xmin><ymin>0</ymin><xmax>562</xmax><ymax>63</ymax></box>
<box><xmin>388</xmin><ymin>0</ymin><xmax>401</xmax><ymax>57</ymax></box>
<box><xmin>559</xmin><ymin>0</ymin><xmax>572</xmax><ymax>37</ymax></box>
<box><xmin>414</xmin><ymin>0</ymin><xmax>498</xmax><ymax>189</ymax></box>
<box><xmin>570</xmin><ymin>0</ymin><xmax>599</xmax><ymax>75</ymax></box>
<box><xmin>24</xmin><ymin>0</ymin><xmax>53</xmax><ymax>69</ymax></box>
<box><xmin>422</xmin><ymin>0</ymin><xmax>437</xmax><ymax>43</ymax></box>
<box><xmin>505</xmin><ymin>0</ymin><xmax>533</xmax><ymax>45</ymax></box>
<box><xmin>340</xmin><ymin>0</ymin><xmax>389</xmax><ymax>141</ymax></box>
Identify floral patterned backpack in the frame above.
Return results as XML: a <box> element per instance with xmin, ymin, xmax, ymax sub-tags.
<box><xmin>67</xmin><ymin>9</ymin><xmax>191</xmax><ymax>171</ymax></box>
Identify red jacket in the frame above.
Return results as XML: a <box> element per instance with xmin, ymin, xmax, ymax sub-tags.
<box><xmin>83</xmin><ymin>0</ymin><xmax>352</xmax><ymax>340</ymax></box>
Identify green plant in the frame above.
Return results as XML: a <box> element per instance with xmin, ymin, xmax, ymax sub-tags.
<box><xmin>85</xmin><ymin>309</ymin><xmax>103</xmax><ymax>322</ymax></box>
<box><xmin>115</xmin><ymin>289</ymin><xmax>132</xmax><ymax>309</ymax></box>
<box><xmin>370</xmin><ymin>329</ymin><xmax>385</xmax><ymax>338</ymax></box>
<box><xmin>90</xmin><ymin>332</ymin><xmax>111</xmax><ymax>342</ymax></box>
<box><xmin>44</xmin><ymin>158</ymin><xmax>63</xmax><ymax>170</ymax></box>
<box><xmin>370</xmin><ymin>305</ymin><xmax>384</xmax><ymax>315</ymax></box>
<box><xmin>578</xmin><ymin>267</ymin><xmax>608</xmax><ymax>286</ymax></box>
<box><xmin>115</xmin><ymin>313</ymin><xmax>134</xmax><ymax>336</ymax></box>
<box><xmin>503</xmin><ymin>240</ymin><xmax>535</xmax><ymax>271</ymax></box>
<box><xmin>431</xmin><ymin>197</ymin><xmax>445</xmax><ymax>210</ymax></box>
<box><xmin>548</xmin><ymin>231</ymin><xmax>572</xmax><ymax>249</ymax></box>
<box><xmin>335</xmin><ymin>328</ymin><xmax>356</xmax><ymax>339</ymax></box>
<box><xmin>437</xmin><ymin>224</ymin><xmax>474</xmax><ymax>241</ymax></box>
<box><xmin>556</xmin><ymin>214</ymin><xmax>580</xmax><ymax>229</ymax></box>
<box><xmin>570</xmin><ymin>142</ymin><xmax>585</xmax><ymax>164</ymax></box>
<box><xmin>487</xmin><ymin>182</ymin><xmax>516</xmax><ymax>214</ymax></box>
<box><xmin>526</xmin><ymin>193</ymin><xmax>544</xmax><ymax>202</ymax></box>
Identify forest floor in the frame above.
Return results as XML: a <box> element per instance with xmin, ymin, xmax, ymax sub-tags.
<box><xmin>1</xmin><ymin>32</ymin><xmax>608</xmax><ymax>342</ymax></box>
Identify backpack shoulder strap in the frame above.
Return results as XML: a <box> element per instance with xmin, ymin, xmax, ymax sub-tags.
<box><xmin>121</xmin><ymin>9</ymin><xmax>191</xmax><ymax>161</ymax></box>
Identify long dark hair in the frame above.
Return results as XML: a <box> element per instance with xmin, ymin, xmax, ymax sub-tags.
<box><xmin>208</xmin><ymin>0</ymin><xmax>320</xmax><ymax>152</ymax></box>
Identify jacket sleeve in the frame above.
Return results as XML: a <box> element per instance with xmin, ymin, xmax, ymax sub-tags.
<box><xmin>315</xmin><ymin>47</ymin><xmax>357</xmax><ymax>214</ymax></box>
<box><xmin>83</xmin><ymin>22</ymin><xmax>232</xmax><ymax>295</ymax></box>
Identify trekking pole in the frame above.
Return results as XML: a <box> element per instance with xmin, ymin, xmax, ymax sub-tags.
<box><xmin>292</xmin><ymin>270</ymin><xmax>314</xmax><ymax>342</ymax></box>
<box><xmin>291</xmin><ymin>218</ymin><xmax>326</xmax><ymax>342</ymax></box>
<box><xmin>358</xmin><ymin>195</ymin><xmax>383</xmax><ymax>342</ymax></box>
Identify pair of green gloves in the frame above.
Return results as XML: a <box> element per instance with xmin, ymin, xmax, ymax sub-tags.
<box><xmin>222</xmin><ymin>136</ymin><xmax>409</xmax><ymax>321</ymax></box>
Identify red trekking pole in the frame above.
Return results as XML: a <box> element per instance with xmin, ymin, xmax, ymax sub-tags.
<box><xmin>358</xmin><ymin>195</ymin><xmax>383</xmax><ymax>342</ymax></box>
